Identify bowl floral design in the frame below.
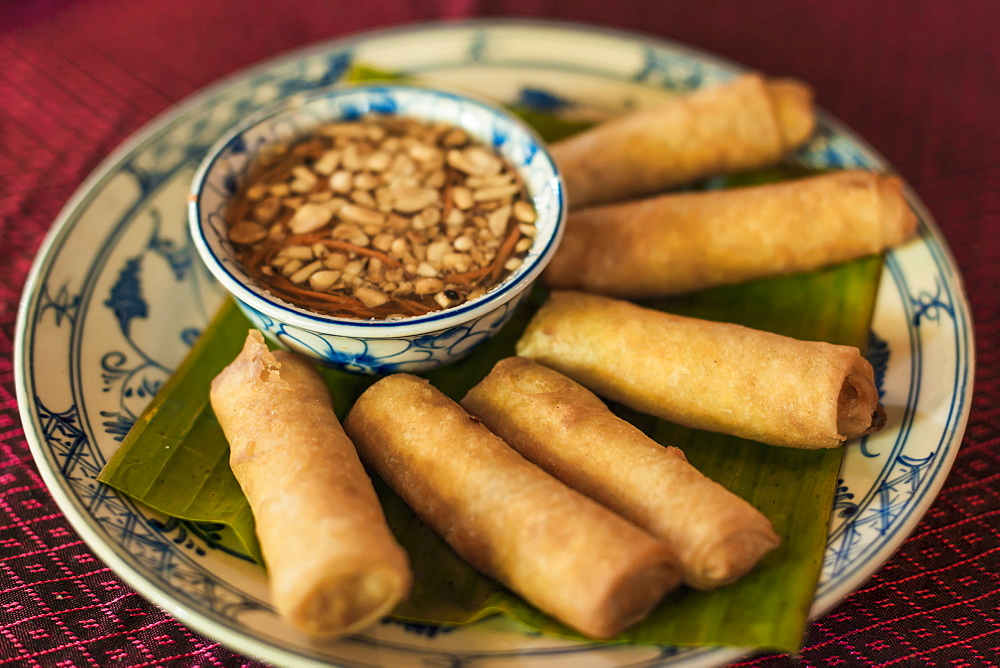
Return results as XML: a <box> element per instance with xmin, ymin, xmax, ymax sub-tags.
<box><xmin>188</xmin><ymin>83</ymin><xmax>565</xmax><ymax>374</ymax></box>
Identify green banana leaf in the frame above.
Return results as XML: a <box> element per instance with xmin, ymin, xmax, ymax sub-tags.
<box><xmin>98</xmin><ymin>68</ymin><xmax>885</xmax><ymax>652</ymax></box>
<box><xmin>347</xmin><ymin>64</ymin><xmax>594</xmax><ymax>142</ymax></box>
<box><xmin>98</xmin><ymin>299</ymin><xmax>264</xmax><ymax>564</ymax></box>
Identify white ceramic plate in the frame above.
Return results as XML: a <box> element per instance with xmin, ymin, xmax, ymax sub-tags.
<box><xmin>14</xmin><ymin>20</ymin><xmax>974</xmax><ymax>668</ymax></box>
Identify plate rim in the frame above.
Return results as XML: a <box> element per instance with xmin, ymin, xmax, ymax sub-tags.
<box><xmin>12</xmin><ymin>16</ymin><xmax>975</xmax><ymax>668</ymax></box>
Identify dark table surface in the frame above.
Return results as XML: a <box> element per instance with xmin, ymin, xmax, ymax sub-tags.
<box><xmin>2</xmin><ymin>1</ymin><xmax>998</xmax><ymax>666</ymax></box>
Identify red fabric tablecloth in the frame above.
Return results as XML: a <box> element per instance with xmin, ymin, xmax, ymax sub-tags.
<box><xmin>2</xmin><ymin>1</ymin><xmax>998</xmax><ymax>666</ymax></box>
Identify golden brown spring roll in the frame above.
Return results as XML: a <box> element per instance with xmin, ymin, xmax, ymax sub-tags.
<box><xmin>210</xmin><ymin>331</ymin><xmax>411</xmax><ymax>637</ymax></box>
<box><xmin>516</xmin><ymin>292</ymin><xmax>884</xmax><ymax>449</ymax></box>
<box><xmin>461</xmin><ymin>357</ymin><xmax>781</xmax><ymax>590</ymax></box>
<box><xmin>343</xmin><ymin>373</ymin><xmax>680</xmax><ymax>639</ymax></box>
<box><xmin>551</xmin><ymin>73</ymin><xmax>815</xmax><ymax>208</ymax></box>
<box><xmin>545</xmin><ymin>170</ymin><xmax>917</xmax><ymax>298</ymax></box>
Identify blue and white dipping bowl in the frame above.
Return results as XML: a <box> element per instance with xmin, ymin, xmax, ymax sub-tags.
<box><xmin>188</xmin><ymin>84</ymin><xmax>565</xmax><ymax>375</ymax></box>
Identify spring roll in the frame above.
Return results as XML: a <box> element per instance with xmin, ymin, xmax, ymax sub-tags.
<box><xmin>343</xmin><ymin>374</ymin><xmax>680</xmax><ymax>639</ymax></box>
<box><xmin>462</xmin><ymin>357</ymin><xmax>780</xmax><ymax>589</ymax></box>
<box><xmin>210</xmin><ymin>331</ymin><xmax>411</xmax><ymax>637</ymax></box>
<box><xmin>551</xmin><ymin>73</ymin><xmax>815</xmax><ymax>208</ymax></box>
<box><xmin>516</xmin><ymin>292</ymin><xmax>885</xmax><ymax>449</ymax></box>
<box><xmin>545</xmin><ymin>170</ymin><xmax>917</xmax><ymax>298</ymax></box>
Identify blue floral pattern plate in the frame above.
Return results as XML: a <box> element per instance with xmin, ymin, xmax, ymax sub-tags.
<box><xmin>14</xmin><ymin>20</ymin><xmax>973</xmax><ymax>668</ymax></box>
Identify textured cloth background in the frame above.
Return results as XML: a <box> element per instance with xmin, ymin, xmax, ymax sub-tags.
<box><xmin>2</xmin><ymin>1</ymin><xmax>998</xmax><ymax>666</ymax></box>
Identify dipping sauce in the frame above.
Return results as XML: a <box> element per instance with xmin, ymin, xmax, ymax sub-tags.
<box><xmin>224</xmin><ymin>114</ymin><xmax>538</xmax><ymax>320</ymax></box>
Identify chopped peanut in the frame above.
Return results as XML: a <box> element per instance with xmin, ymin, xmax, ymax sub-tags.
<box><xmin>224</xmin><ymin>114</ymin><xmax>538</xmax><ymax>319</ymax></box>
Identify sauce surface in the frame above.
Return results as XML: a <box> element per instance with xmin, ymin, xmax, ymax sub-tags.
<box><xmin>225</xmin><ymin>114</ymin><xmax>538</xmax><ymax>320</ymax></box>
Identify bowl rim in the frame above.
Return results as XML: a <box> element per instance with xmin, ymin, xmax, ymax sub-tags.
<box><xmin>187</xmin><ymin>82</ymin><xmax>565</xmax><ymax>336</ymax></box>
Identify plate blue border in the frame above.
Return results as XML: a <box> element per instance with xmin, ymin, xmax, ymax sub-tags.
<box><xmin>14</xmin><ymin>19</ymin><xmax>974</xmax><ymax>668</ymax></box>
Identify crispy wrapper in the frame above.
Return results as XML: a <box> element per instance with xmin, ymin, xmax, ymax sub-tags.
<box><xmin>551</xmin><ymin>73</ymin><xmax>815</xmax><ymax>208</ymax></box>
<box><xmin>344</xmin><ymin>373</ymin><xmax>681</xmax><ymax>639</ymax></box>
<box><xmin>545</xmin><ymin>170</ymin><xmax>917</xmax><ymax>298</ymax></box>
<box><xmin>516</xmin><ymin>292</ymin><xmax>885</xmax><ymax>449</ymax></box>
<box><xmin>462</xmin><ymin>357</ymin><xmax>781</xmax><ymax>589</ymax></box>
<box><xmin>210</xmin><ymin>331</ymin><xmax>411</xmax><ymax>637</ymax></box>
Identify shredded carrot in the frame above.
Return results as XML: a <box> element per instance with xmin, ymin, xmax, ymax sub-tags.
<box><xmin>264</xmin><ymin>270</ymin><xmax>443</xmax><ymax>320</ymax></box>
<box><xmin>441</xmin><ymin>188</ymin><xmax>455</xmax><ymax>223</ymax></box>
<box><xmin>277</xmin><ymin>233</ymin><xmax>402</xmax><ymax>269</ymax></box>
<box><xmin>446</xmin><ymin>224</ymin><xmax>522</xmax><ymax>286</ymax></box>
<box><xmin>393</xmin><ymin>295</ymin><xmax>434</xmax><ymax>315</ymax></box>
<box><xmin>488</xmin><ymin>223</ymin><xmax>523</xmax><ymax>283</ymax></box>
<box><xmin>268</xmin><ymin>275</ymin><xmax>360</xmax><ymax>306</ymax></box>
<box><xmin>445</xmin><ymin>265</ymin><xmax>492</xmax><ymax>286</ymax></box>
<box><xmin>317</xmin><ymin>239</ymin><xmax>402</xmax><ymax>268</ymax></box>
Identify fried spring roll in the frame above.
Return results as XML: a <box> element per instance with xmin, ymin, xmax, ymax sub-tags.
<box><xmin>210</xmin><ymin>331</ymin><xmax>411</xmax><ymax>637</ymax></box>
<box><xmin>551</xmin><ymin>73</ymin><xmax>815</xmax><ymax>208</ymax></box>
<box><xmin>462</xmin><ymin>357</ymin><xmax>780</xmax><ymax>589</ymax></box>
<box><xmin>344</xmin><ymin>374</ymin><xmax>680</xmax><ymax>639</ymax></box>
<box><xmin>516</xmin><ymin>292</ymin><xmax>885</xmax><ymax>449</ymax></box>
<box><xmin>545</xmin><ymin>170</ymin><xmax>917</xmax><ymax>298</ymax></box>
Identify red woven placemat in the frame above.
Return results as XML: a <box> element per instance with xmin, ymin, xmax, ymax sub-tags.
<box><xmin>2</xmin><ymin>1</ymin><xmax>998</xmax><ymax>666</ymax></box>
